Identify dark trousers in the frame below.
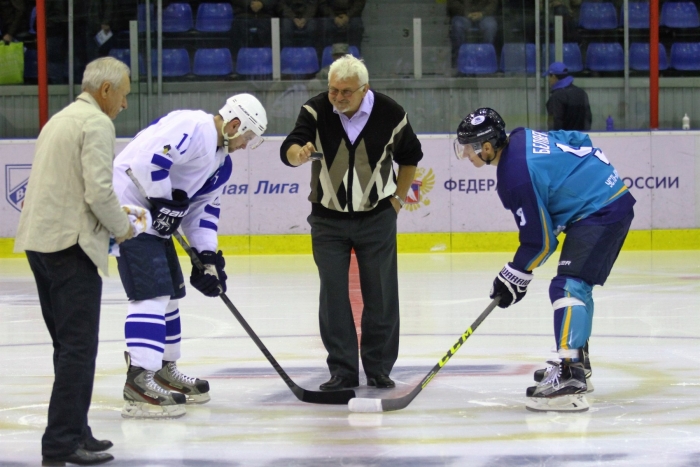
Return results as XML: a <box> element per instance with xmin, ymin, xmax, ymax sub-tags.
<box><xmin>309</xmin><ymin>207</ymin><xmax>400</xmax><ymax>379</ymax></box>
<box><xmin>26</xmin><ymin>245</ymin><xmax>102</xmax><ymax>458</ymax></box>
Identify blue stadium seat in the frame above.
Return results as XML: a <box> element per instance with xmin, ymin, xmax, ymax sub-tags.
<box><xmin>108</xmin><ymin>48</ymin><xmax>145</xmax><ymax>74</ymax></box>
<box><xmin>320</xmin><ymin>45</ymin><xmax>360</xmax><ymax>68</ymax></box>
<box><xmin>457</xmin><ymin>43</ymin><xmax>498</xmax><ymax>74</ymax></box>
<box><xmin>543</xmin><ymin>43</ymin><xmax>584</xmax><ymax>73</ymax></box>
<box><xmin>138</xmin><ymin>4</ymin><xmax>156</xmax><ymax>33</ymax></box>
<box><xmin>660</xmin><ymin>2</ymin><xmax>700</xmax><ymax>28</ymax></box>
<box><xmin>579</xmin><ymin>2</ymin><xmax>618</xmax><ymax>29</ymax></box>
<box><xmin>620</xmin><ymin>2</ymin><xmax>649</xmax><ymax>29</ymax></box>
<box><xmin>194</xmin><ymin>48</ymin><xmax>233</xmax><ymax>76</ymax></box>
<box><xmin>670</xmin><ymin>42</ymin><xmax>700</xmax><ymax>70</ymax></box>
<box><xmin>195</xmin><ymin>3</ymin><xmax>234</xmax><ymax>32</ymax></box>
<box><xmin>585</xmin><ymin>42</ymin><xmax>624</xmax><ymax>71</ymax></box>
<box><xmin>24</xmin><ymin>48</ymin><xmax>37</xmax><ymax>79</ymax></box>
<box><xmin>29</xmin><ymin>7</ymin><xmax>36</xmax><ymax>34</ymax></box>
<box><xmin>154</xmin><ymin>49</ymin><xmax>191</xmax><ymax>77</ymax></box>
<box><xmin>281</xmin><ymin>47</ymin><xmax>319</xmax><ymax>75</ymax></box>
<box><xmin>629</xmin><ymin>43</ymin><xmax>668</xmax><ymax>70</ymax></box>
<box><xmin>500</xmin><ymin>43</ymin><xmax>536</xmax><ymax>73</ymax></box>
<box><xmin>236</xmin><ymin>47</ymin><xmax>272</xmax><ymax>76</ymax></box>
<box><xmin>163</xmin><ymin>3</ymin><xmax>194</xmax><ymax>33</ymax></box>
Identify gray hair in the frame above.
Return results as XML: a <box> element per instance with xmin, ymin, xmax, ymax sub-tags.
<box><xmin>328</xmin><ymin>55</ymin><xmax>369</xmax><ymax>85</ymax></box>
<box><xmin>81</xmin><ymin>57</ymin><xmax>130</xmax><ymax>92</ymax></box>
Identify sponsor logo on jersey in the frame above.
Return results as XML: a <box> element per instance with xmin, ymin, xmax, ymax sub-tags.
<box><xmin>5</xmin><ymin>164</ymin><xmax>32</xmax><ymax>212</ymax></box>
<box><xmin>404</xmin><ymin>167</ymin><xmax>435</xmax><ymax>212</ymax></box>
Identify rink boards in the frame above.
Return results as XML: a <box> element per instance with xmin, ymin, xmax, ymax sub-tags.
<box><xmin>1</xmin><ymin>131</ymin><xmax>699</xmax><ymax>254</ymax></box>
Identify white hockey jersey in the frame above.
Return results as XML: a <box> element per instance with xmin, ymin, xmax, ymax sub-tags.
<box><xmin>113</xmin><ymin>110</ymin><xmax>231</xmax><ymax>252</ymax></box>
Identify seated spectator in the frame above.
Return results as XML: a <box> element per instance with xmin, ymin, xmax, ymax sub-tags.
<box><xmin>448</xmin><ymin>0</ymin><xmax>500</xmax><ymax>67</ymax></box>
<box><xmin>279</xmin><ymin>0</ymin><xmax>319</xmax><ymax>48</ymax></box>
<box><xmin>1</xmin><ymin>0</ymin><xmax>30</xmax><ymax>43</ymax></box>
<box><xmin>315</xmin><ymin>41</ymin><xmax>348</xmax><ymax>80</ymax></box>
<box><xmin>232</xmin><ymin>0</ymin><xmax>278</xmax><ymax>56</ymax></box>
<box><xmin>319</xmin><ymin>0</ymin><xmax>365</xmax><ymax>52</ymax></box>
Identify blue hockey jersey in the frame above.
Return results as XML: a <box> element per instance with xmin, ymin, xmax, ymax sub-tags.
<box><xmin>497</xmin><ymin>128</ymin><xmax>635</xmax><ymax>272</ymax></box>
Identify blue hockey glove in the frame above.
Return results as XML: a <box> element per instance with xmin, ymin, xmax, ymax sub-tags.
<box><xmin>490</xmin><ymin>262</ymin><xmax>533</xmax><ymax>308</ymax></box>
<box><xmin>149</xmin><ymin>189</ymin><xmax>189</xmax><ymax>236</ymax></box>
<box><xmin>190</xmin><ymin>249</ymin><xmax>227</xmax><ymax>297</ymax></box>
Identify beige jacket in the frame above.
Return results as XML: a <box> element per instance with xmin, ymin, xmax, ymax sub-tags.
<box><xmin>14</xmin><ymin>92</ymin><xmax>130</xmax><ymax>275</ymax></box>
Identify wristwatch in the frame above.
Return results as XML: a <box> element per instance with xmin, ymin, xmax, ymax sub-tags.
<box><xmin>391</xmin><ymin>193</ymin><xmax>405</xmax><ymax>208</ymax></box>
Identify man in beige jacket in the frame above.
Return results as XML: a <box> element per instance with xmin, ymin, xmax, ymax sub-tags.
<box><xmin>15</xmin><ymin>57</ymin><xmax>133</xmax><ymax>467</ymax></box>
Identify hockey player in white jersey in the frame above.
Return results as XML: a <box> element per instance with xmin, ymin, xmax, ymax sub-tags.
<box><xmin>112</xmin><ymin>94</ymin><xmax>267</xmax><ymax>419</ymax></box>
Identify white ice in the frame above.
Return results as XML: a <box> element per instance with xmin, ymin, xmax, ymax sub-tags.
<box><xmin>1</xmin><ymin>250</ymin><xmax>700</xmax><ymax>466</ymax></box>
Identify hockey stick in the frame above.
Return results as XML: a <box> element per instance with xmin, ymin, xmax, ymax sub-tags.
<box><xmin>348</xmin><ymin>296</ymin><xmax>500</xmax><ymax>413</ymax></box>
<box><xmin>125</xmin><ymin>169</ymin><xmax>355</xmax><ymax>405</ymax></box>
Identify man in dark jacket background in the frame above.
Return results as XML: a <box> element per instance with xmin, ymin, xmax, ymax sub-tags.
<box><xmin>546</xmin><ymin>61</ymin><xmax>592</xmax><ymax>131</ymax></box>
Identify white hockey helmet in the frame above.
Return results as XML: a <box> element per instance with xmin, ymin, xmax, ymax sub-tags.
<box><xmin>219</xmin><ymin>93</ymin><xmax>267</xmax><ymax>149</ymax></box>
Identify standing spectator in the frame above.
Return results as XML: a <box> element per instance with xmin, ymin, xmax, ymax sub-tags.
<box><xmin>0</xmin><ymin>0</ymin><xmax>29</xmax><ymax>43</ymax></box>
<box><xmin>453</xmin><ymin>107</ymin><xmax>635</xmax><ymax>412</ymax></box>
<box><xmin>546</xmin><ymin>62</ymin><xmax>592</xmax><ymax>131</ymax></box>
<box><xmin>280</xmin><ymin>56</ymin><xmax>423</xmax><ymax>391</ymax></box>
<box><xmin>315</xmin><ymin>42</ymin><xmax>349</xmax><ymax>80</ymax></box>
<box><xmin>14</xmin><ymin>57</ymin><xmax>134</xmax><ymax>466</ymax></box>
<box><xmin>448</xmin><ymin>0</ymin><xmax>499</xmax><ymax>67</ymax></box>
<box><xmin>279</xmin><ymin>0</ymin><xmax>319</xmax><ymax>48</ymax></box>
<box><xmin>319</xmin><ymin>0</ymin><xmax>365</xmax><ymax>52</ymax></box>
<box><xmin>232</xmin><ymin>0</ymin><xmax>278</xmax><ymax>58</ymax></box>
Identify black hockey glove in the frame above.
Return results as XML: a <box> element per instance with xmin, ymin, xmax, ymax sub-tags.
<box><xmin>490</xmin><ymin>262</ymin><xmax>533</xmax><ymax>308</ymax></box>
<box><xmin>149</xmin><ymin>189</ymin><xmax>189</xmax><ymax>236</ymax></box>
<box><xmin>190</xmin><ymin>249</ymin><xmax>227</xmax><ymax>297</ymax></box>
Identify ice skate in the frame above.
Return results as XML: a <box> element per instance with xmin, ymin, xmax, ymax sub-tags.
<box><xmin>155</xmin><ymin>361</ymin><xmax>211</xmax><ymax>404</ymax></box>
<box><xmin>122</xmin><ymin>352</ymin><xmax>187</xmax><ymax>419</ymax></box>
<box><xmin>526</xmin><ymin>361</ymin><xmax>589</xmax><ymax>413</ymax></box>
<box><xmin>533</xmin><ymin>344</ymin><xmax>594</xmax><ymax>393</ymax></box>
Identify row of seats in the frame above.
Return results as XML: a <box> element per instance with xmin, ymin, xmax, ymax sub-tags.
<box><xmin>580</xmin><ymin>1</ymin><xmax>700</xmax><ymax>30</ymax></box>
<box><xmin>139</xmin><ymin>3</ymin><xmax>233</xmax><ymax>33</ymax></box>
<box><xmin>458</xmin><ymin>42</ymin><xmax>700</xmax><ymax>74</ymax></box>
<box><xmin>107</xmin><ymin>45</ymin><xmax>361</xmax><ymax>77</ymax></box>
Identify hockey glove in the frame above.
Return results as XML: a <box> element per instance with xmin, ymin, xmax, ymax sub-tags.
<box><xmin>149</xmin><ymin>189</ymin><xmax>189</xmax><ymax>236</ymax></box>
<box><xmin>190</xmin><ymin>249</ymin><xmax>227</xmax><ymax>297</ymax></box>
<box><xmin>490</xmin><ymin>262</ymin><xmax>533</xmax><ymax>308</ymax></box>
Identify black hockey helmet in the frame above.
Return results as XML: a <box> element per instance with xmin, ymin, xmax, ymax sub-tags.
<box><xmin>456</xmin><ymin>107</ymin><xmax>507</xmax><ymax>149</ymax></box>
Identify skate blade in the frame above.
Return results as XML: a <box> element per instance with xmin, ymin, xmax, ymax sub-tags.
<box><xmin>121</xmin><ymin>401</ymin><xmax>187</xmax><ymax>419</ymax></box>
<box><xmin>183</xmin><ymin>393</ymin><xmax>211</xmax><ymax>405</ymax></box>
<box><xmin>525</xmin><ymin>394</ymin><xmax>590</xmax><ymax>413</ymax></box>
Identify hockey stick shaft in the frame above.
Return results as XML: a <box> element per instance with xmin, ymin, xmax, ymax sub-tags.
<box><xmin>125</xmin><ymin>169</ymin><xmax>355</xmax><ymax>404</ymax></box>
<box><xmin>348</xmin><ymin>296</ymin><xmax>500</xmax><ymax>413</ymax></box>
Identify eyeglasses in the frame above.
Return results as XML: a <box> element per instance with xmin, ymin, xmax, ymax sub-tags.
<box><xmin>328</xmin><ymin>84</ymin><xmax>366</xmax><ymax>98</ymax></box>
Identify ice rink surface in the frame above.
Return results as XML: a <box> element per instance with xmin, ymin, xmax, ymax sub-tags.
<box><xmin>1</xmin><ymin>250</ymin><xmax>700</xmax><ymax>466</ymax></box>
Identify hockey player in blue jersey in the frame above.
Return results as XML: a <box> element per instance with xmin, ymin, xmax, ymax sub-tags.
<box><xmin>112</xmin><ymin>94</ymin><xmax>267</xmax><ymax>419</ymax></box>
<box><xmin>454</xmin><ymin>108</ymin><xmax>635</xmax><ymax>412</ymax></box>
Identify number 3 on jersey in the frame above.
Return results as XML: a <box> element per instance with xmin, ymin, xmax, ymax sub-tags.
<box><xmin>555</xmin><ymin>143</ymin><xmax>610</xmax><ymax>165</ymax></box>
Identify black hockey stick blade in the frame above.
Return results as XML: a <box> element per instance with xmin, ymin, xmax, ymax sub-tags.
<box><xmin>125</xmin><ymin>169</ymin><xmax>355</xmax><ymax>405</ymax></box>
<box><xmin>347</xmin><ymin>297</ymin><xmax>500</xmax><ymax>413</ymax></box>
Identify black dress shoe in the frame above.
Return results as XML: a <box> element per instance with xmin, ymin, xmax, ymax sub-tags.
<box><xmin>319</xmin><ymin>375</ymin><xmax>359</xmax><ymax>391</ymax></box>
<box><xmin>367</xmin><ymin>374</ymin><xmax>395</xmax><ymax>389</ymax></box>
<box><xmin>81</xmin><ymin>436</ymin><xmax>113</xmax><ymax>452</ymax></box>
<box><xmin>42</xmin><ymin>447</ymin><xmax>114</xmax><ymax>466</ymax></box>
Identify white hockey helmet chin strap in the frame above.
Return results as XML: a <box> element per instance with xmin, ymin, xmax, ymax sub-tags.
<box><xmin>219</xmin><ymin>93</ymin><xmax>268</xmax><ymax>151</ymax></box>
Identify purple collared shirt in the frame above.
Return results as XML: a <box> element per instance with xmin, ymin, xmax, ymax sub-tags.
<box><xmin>333</xmin><ymin>89</ymin><xmax>374</xmax><ymax>144</ymax></box>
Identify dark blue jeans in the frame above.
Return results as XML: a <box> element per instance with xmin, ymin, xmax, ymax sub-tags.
<box><xmin>26</xmin><ymin>245</ymin><xmax>102</xmax><ymax>458</ymax></box>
